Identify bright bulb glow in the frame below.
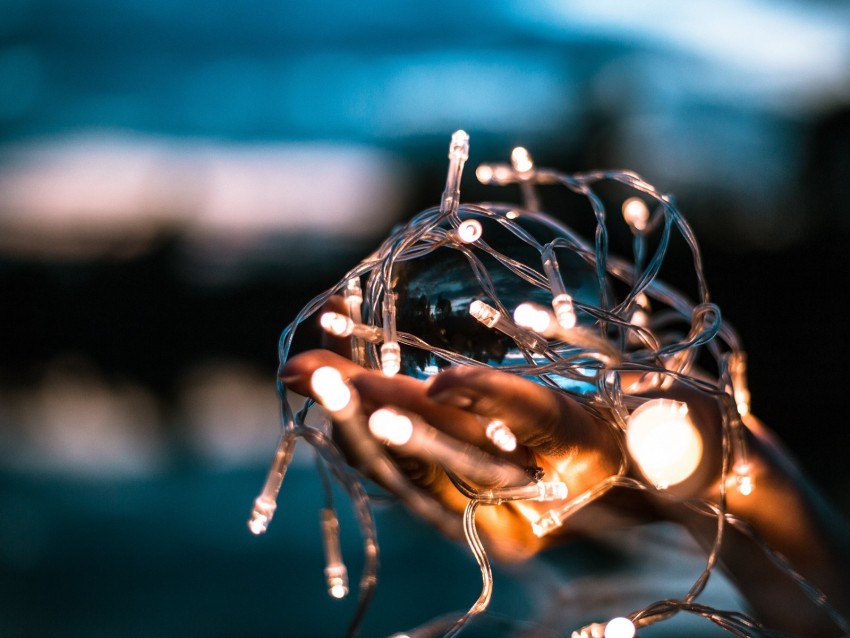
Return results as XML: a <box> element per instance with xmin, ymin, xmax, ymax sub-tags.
<box><xmin>604</xmin><ymin>617</ymin><xmax>635</xmax><ymax>638</ymax></box>
<box><xmin>369</xmin><ymin>407</ymin><xmax>414</xmax><ymax>446</ymax></box>
<box><xmin>622</xmin><ymin>197</ymin><xmax>649</xmax><ymax>231</ymax></box>
<box><xmin>321</xmin><ymin>311</ymin><xmax>354</xmax><ymax>337</ymax></box>
<box><xmin>311</xmin><ymin>366</ymin><xmax>352</xmax><ymax>413</ymax></box>
<box><xmin>380</xmin><ymin>342</ymin><xmax>401</xmax><ymax>376</ymax></box>
<box><xmin>485</xmin><ymin>419</ymin><xmax>517</xmax><ymax>452</ymax></box>
<box><xmin>475</xmin><ymin>164</ymin><xmax>494</xmax><ymax>183</ymax></box>
<box><xmin>511</xmin><ymin>146</ymin><xmax>534</xmax><ymax>173</ymax></box>
<box><xmin>469</xmin><ymin>299</ymin><xmax>500</xmax><ymax>327</ymax></box>
<box><xmin>514</xmin><ymin>302</ymin><xmax>552</xmax><ymax>334</ymax></box>
<box><xmin>457</xmin><ymin>219</ymin><xmax>483</xmax><ymax>243</ymax></box>
<box><xmin>248</xmin><ymin>495</ymin><xmax>276</xmax><ymax>535</ymax></box>
<box><xmin>626</xmin><ymin>399</ymin><xmax>703</xmax><ymax>489</ymax></box>
<box><xmin>552</xmin><ymin>293</ymin><xmax>577</xmax><ymax>329</ymax></box>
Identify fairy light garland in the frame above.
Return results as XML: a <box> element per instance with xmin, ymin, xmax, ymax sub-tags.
<box><xmin>248</xmin><ymin>131</ymin><xmax>849</xmax><ymax>638</ymax></box>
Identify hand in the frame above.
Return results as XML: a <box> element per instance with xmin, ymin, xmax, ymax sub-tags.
<box><xmin>280</xmin><ymin>345</ymin><xmax>725</xmax><ymax>562</ymax></box>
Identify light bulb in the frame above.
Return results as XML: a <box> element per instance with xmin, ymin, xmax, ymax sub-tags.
<box><xmin>247</xmin><ymin>495</ymin><xmax>276</xmax><ymax>535</ymax></box>
<box><xmin>381</xmin><ymin>291</ymin><xmax>401</xmax><ymax>376</ymax></box>
<box><xmin>475</xmin><ymin>162</ymin><xmax>516</xmax><ymax>185</ymax></box>
<box><xmin>604</xmin><ymin>617</ymin><xmax>635</xmax><ymax>638</ymax></box>
<box><xmin>470</xmin><ymin>300</ymin><xmax>548</xmax><ymax>353</ymax></box>
<box><xmin>321</xmin><ymin>508</ymin><xmax>349</xmax><ymax>600</ymax></box>
<box><xmin>622</xmin><ymin>197</ymin><xmax>649</xmax><ymax>231</ymax></box>
<box><xmin>456</xmin><ymin>219</ymin><xmax>483</xmax><ymax>243</ymax></box>
<box><xmin>485</xmin><ymin>418</ymin><xmax>517</xmax><ymax>452</ymax></box>
<box><xmin>311</xmin><ymin>366</ymin><xmax>352</xmax><ymax>413</ymax></box>
<box><xmin>320</xmin><ymin>311</ymin><xmax>354</xmax><ymax>337</ymax></box>
<box><xmin>511</xmin><ymin>146</ymin><xmax>534</xmax><ymax>174</ymax></box>
<box><xmin>552</xmin><ymin>293</ymin><xmax>577</xmax><ymax>329</ymax></box>
<box><xmin>369</xmin><ymin>407</ymin><xmax>414</xmax><ymax>445</ymax></box>
<box><xmin>514</xmin><ymin>302</ymin><xmax>553</xmax><ymax>335</ymax></box>
<box><xmin>626</xmin><ymin>399</ymin><xmax>702</xmax><ymax>489</ymax></box>
<box><xmin>320</xmin><ymin>312</ymin><xmax>383</xmax><ymax>342</ymax></box>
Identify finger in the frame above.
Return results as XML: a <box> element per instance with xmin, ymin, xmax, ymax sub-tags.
<box><xmin>281</xmin><ymin>351</ymin><xmax>466</xmax><ymax>539</ymax></box>
<box><xmin>368</xmin><ymin>405</ymin><xmax>531</xmax><ymax>487</ymax></box>
<box><xmin>279</xmin><ymin>349</ymin><xmax>364</xmax><ymax>395</ymax></box>
<box><xmin>350</xmin><ymin>371</ymin><xmax>530</xmax><ymax>466</ymax></box>
<box><xmin>425</xmin><ymin>365</ymin><xmax>616</xmax><ymax>458</ymax></box>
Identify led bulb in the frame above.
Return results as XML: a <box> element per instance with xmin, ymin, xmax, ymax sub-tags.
<box><xmin>470</xmin><ymin>300</ymin><xmax>548</xmax><ymax>353</ymax></box>
<box><xmin>485</xmin><ymin>419</ymin><xmax>517</xmax><ymax>452</ymax></box>
<box><xmin>736</xmin><ymin>470</ymin><xmax>754</xmax><ymax>496</ymax></box>
<box><xmin>380</xmin><ymin>342</ymin><xmax>401</xmax><ymax>376</ymax></box>
<box><xmin>622</xmin><ymin>197</ymin><xmax>649</xmax><ymax>231</ymax></box>
<box><xmin>456</xmin><ymin>219</ymin><xmax>483</xmax><ymax>243</ymax></box>
<box><xmin>321</xmin><ymin>311</ymin><xmax>354</xmax><ymax>337</ymax></box>
<box><xmin>320</xmin><ymin>312</ymin><xmax>383</xmax><ymax>342</ymax></box>
<box><xmin>514</xmin><ymin>302</ymin><xmax>553</xmax><ymax>335</ymax></box>
<box><xmin>368</xmin><ymin>407</ymin><xmax>414</xmax><ymax>445</ymax></box>
<box><xmin>552</xmin><ymin>293</ymin><xmax>577</xmax><ymax>329</ymax></box>
<box><xmin>311</xmin><ymin>366</ymin><xmax>352</xmax><ymax>413</ymax></box>
<box><xmin>511</xmin><ymin>146</ymin><xmax>534</xmax><ymax>174</ymax></box>
<box><xmin>626</xmin><ymin>399</ymin><xmax>703</xmax><ymax>489</ymax></box>
<box><xmin>321</xmin><ymin>508</ymin><xmax>349</xmax><ymax>600</ymax></box>
<box><xmin>247</xmin><ymin>495</ymin><xmax>276</xmax><ymax>535</ymax></box>
<box><xmin>475</xmin><ymin>162</ymin><xmax>515</xmax><ymax>185</ymax></box>
<box><xmin>381</xmin><ymin>291</ymin><xmax>401</xmax><ymax>376</ymax></box>
<box><xmin>604</xmin><ymin>617</ymin><xmax>636</xmax><ymax>638</ymax></box>
<box><xmin>469</xmin><ymin>299</ymin><xmax>501</xmax><ymax>328</ymax></box>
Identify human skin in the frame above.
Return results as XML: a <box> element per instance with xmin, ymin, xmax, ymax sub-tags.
<box><xmin>281</xmin><ymin>341</ymin><xmax>850</xmax><ymax>636</ymax></box>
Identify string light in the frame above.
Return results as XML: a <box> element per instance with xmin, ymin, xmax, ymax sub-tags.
<box><xmin>625</xmin><ymin>399</ymin><xmax>703</xmax><ymax>490</ymax></box>
<box><xmin>469</xmin><ymin>299</ymin><xmax>549</xmax><ymax>354</ymax></box>
<box><xmin>250</xmin><ymin>130</ymin><xmax>849</xmax><ymax>638</ymax></box>
<box><xmin>484</xmin><ymin>418</ymin><xmax>517</xmax><ymax>453</ymax></box>
<box><xmin>321</xmin><ymin>507</ymin><xmax>350</xmax><ymax>599</ymax></box>
<box><xmin>320</xmin><ymin>311</ymin><xmax>383</xmax><ymax>343</ymax></box>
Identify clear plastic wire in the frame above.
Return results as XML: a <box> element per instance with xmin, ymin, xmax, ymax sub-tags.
<box><xmin>248</xmin><ymin>131</ymin><xmax>849</xmax><ymax>638</ymax></box>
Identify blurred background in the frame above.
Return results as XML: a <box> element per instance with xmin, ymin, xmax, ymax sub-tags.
<box><xmin>1</xmin><ymin>1</ymin><xmax>850</xmax><ymax>636</ymax></box>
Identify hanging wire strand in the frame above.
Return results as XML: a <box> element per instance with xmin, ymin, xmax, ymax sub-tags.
<box><xmin>248</xmin><ymin>131</ymin><xmax>849</xmax><ymax>638</ymax></box>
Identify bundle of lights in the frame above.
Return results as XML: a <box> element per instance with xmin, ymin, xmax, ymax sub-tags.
<box><xmin>248</xmin><ymin>131</ymin><xmax>846</xmax><ymax>638</ymax></box>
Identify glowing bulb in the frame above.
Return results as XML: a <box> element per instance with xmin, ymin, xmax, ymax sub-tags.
<box><xmin>456</xmin><ymin>219</ymin><xmax>483</xmax><ymax>243</ymax></box>
<box><xmin>626</xmin><ymin>399</ymin><xmax>702</xmax><ymax>489</ymax></box>
<box><xmin>475</xmin><ymin>164</ymin><xmax>494</xmax><ymax>183</ymax></box>
<box><xmin>311</xmin><ymin>366</ymin><xmax>352</xmax><ymax>413</ymax></box>
<box><xmin>368</xmin><ymin>407</ymin><xmax>414</xmax><ymax>445</ymax></box>
<box><xmin>381</xmin><ymin>291</ymin><xmax>401</xmax><ymax>376</ymax></box>
<box><xmin>380</xmin><ymin>342</ymin><xmax>401</xmax><ymax>376</ymax></box>
<box><xmin>320</xmin><ymin>312</ymin><xmax>383</xmax><ymax>342</ymax></box>
<box><xmin>449</xmin><ymin>129</ymin><xmax>470</xmax><ymax>161</ymax></box>
<box><xmin>321</xmin><ymin>311</ymin><xmax>354</xmax><ymax>337</ymax></box>
<box><xmin>622</xmin><ymin>197</ymin><xmax>649</xmax><ymax>231</ymax></box>
<box><xmin>511</xmin><ymin>146</ymin><xmax>534</xmax><ymax>174</ymax></box>
<box><xmin>321</xmin><ymin>508</ymin><xmax>349</xmax><ymax>599</ymax></box>
<box><xmin>514</xmin><ymin>302</ymin><xmax>553</xmax><ymax>334</ymax></box>
<box><xmin>247</xmin><ymin>495</ymin><xmax>276</xmax><ymax>535</ymax></box>
<box><xmin>470</xmin><ymin>300</ymin><xmax>548</xmax><ymax>353</ymax></box>
<box><xmin>552</xmin><ymin>293</ymin><xmax>577</xmax><ymax>329</ymax></box>
<box><xmin>475</xmin><ymin>163</ymin><xmax>515</xmax><ymax>185</ymax></box>
<box><xmin>737</xmin><ymin>472</ymin><xmax>754</xmax><ymax>496</ymax></box>
<box><xmin>604</xmin><ymin>617</ymin><xmax>635</xmax><ymax>638</ymax></box>
<box><xmin>485</xmin><ymin>419</ymin><xmax>517</xmax><ymax>452</ymax></box>
<box><xmin>469</xmin><ymin>299</ymin><xmax>500</xmax><ymax>327</ymax></box>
